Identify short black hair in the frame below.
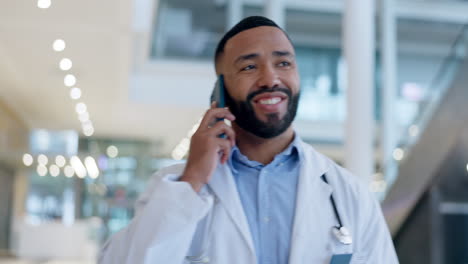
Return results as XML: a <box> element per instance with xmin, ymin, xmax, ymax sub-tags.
<box><xmin>214</xmin><ymin>16</ymin><xmax>289</xmax><ymax>71</ymax></box>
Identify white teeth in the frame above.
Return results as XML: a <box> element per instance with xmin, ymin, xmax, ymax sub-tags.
<box><xmin>259</xmin><ymin>97</ymin><xmax>281</xmax><ymax>105</ymax></box>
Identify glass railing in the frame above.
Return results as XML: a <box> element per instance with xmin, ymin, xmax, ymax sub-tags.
<box><xmin>381</xmin><ymin>23</ymin><xmax>468</xmax><ymax>195</ymax></box>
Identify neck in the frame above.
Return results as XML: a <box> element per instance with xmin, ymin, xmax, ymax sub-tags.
<box><xmin>233</xmin><ymin>124</ymin><xmax>295</xmax><ymax>164</ymax></box>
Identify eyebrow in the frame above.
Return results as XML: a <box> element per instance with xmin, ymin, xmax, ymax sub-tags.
<box><xmin>272</xmin><ymin>50</ymin><xmax>294</xmax><ymax>58</ymax></box>
<box><xmin>234</xmin><ymin>53</ymin><xmax>259</xmax><ymax>65</ymax></box>
<box><xmin>234</xmin><ymin>50</ymin><xmax>294</xmax><ymax>65</ymax></box>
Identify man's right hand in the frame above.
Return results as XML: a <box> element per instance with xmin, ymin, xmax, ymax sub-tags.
<box><xmin>179</xmin><ymin>103</ymin><xmax>236</xmax><ymax>192</ymax></box>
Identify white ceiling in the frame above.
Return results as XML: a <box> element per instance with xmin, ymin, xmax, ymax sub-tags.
<box><xmin>0</xmin><ymin>0</ymin><xmax>132</xmax><ymax>131</ymax></box>
<box><xmin>0</xmin><ymin>0</ymin><xmax>209</xmax><ymax>157</ymax></box>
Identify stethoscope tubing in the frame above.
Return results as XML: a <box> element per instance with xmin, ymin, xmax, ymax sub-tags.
<box><xmin>321</xmin><ymin>174</ymin><xmax>344</xmax><ymax>228</ymax></box>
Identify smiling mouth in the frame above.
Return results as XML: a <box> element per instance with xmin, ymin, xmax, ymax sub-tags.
<box><xmin>252</xmin><ymin>91</ymin><xmax>288</xmax><ymax>106</ymax></box>
<box><xmin>257</xmin><ymin>97</ymin><xmax>283</xmax><ymax>105</ymax></box>
<box><xmin>251</xmin><ymin>96</ymin><xmax>288</xmax><ymax>115</ymax></box>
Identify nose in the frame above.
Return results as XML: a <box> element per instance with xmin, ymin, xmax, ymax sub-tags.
<box><xmin>256</xmin><ymin>65</ymin><xmax>281</xmax><ymax>89</ymax></box>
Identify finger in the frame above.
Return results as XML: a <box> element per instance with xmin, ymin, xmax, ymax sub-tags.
<box><xmin>226</xmin><ymin>127</ymin><xmax>236</xmax><ymax>147</ymax></box>
<box><xmin>209</xmin><ymin>108</ymin><xmax>235</xmax><ymax>121</ymax></box>
<box><xmin>211</xmin><ymin>101</ymin><xmax>217</xmax><ymax>109</ymax></box>
<box><xmin>216</xmin><ymin>139</ymin><xmax>232</xmax><ymax>164</ymax></box>
<box><xmin>221</xmin><ymin>152</ymin><xmax>228</xmax><ymax>164</ymax></box>
<box><xmin>200</xmin><ymin>108</ymin><xmax>235</xmax><ymax>129</ymax></box>
<box><xmin>209</xmin><ymin>122</ymin><xmax>236</xmax><ymax>145</ymax></box>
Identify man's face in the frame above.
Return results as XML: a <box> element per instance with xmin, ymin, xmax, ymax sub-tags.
<box><xmin>218</xmin><ymin>26</ymin><xmax>300</xmax><ymax>138</ymax></box>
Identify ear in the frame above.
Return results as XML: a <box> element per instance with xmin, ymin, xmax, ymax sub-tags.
<box><xmin>215</xmin><ymin>53</ymin><xmax>225</xmax><ymax>75</ymax></box>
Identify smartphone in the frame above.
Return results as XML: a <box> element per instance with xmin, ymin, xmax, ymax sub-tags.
<box><xmin>211</xmin><ymin>75</ymin><xmax>227</xmax><ymax>138</ymax></box>
<box><xmin>211</xmin><ymin>74</ymin><xmax>225</xmax><ymax>108</ymax></box>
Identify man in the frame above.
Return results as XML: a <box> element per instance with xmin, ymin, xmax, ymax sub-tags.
<box><xmin>99</xmin><ymin>16</ymin><xmax>398</xmax><ymax>264</ymax></box>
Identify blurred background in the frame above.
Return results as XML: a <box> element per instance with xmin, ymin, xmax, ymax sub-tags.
<box><xmin>1</xmin><ymin>0</ymin><xmax>468</xmax><ymax>263</ymax></box>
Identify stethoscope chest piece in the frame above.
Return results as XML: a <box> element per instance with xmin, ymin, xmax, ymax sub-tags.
<box><xmin>186</xmin><ymin>255</ymin><xmax>210</xmax><ymax>263</ymax></box>
<box><xmin>332</xmin><ymin>226</ymin><xmax>353</xmax><ymax>245</ymax></box>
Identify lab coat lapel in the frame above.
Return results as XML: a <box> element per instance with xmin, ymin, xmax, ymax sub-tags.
<box><xmin>289</xmin><ymin>142</ymin><xmax>333</xmax><ymax>263</ymax></box>
<box><xmin>207</xmin><ymin>163</ymin><xmax>256</xmax><ymax>257</ymax></box>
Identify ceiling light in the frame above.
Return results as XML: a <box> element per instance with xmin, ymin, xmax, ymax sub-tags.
<box><xmin>106</xmin><ymin>145</ymin><xmax>118</xmax><ymax>158</ymax></box>
<box><xmin>70</xmin><ymin>87</ymin><xmax>81</xmax><ymax>100</ymax></box>
<box><xmin>55</xmin><ymin>155</ymin><xmax>66</xmax><ymax>167</ymax></box>
<box><xmin>23</xmin><ymin>153</ymin><xmax>33</xmax><ymax>166</ymax></box>
<box><xmin>171</xmin><ymin>137</ymin><xmax>190</xmax><ymax>160</ymax></box>
<box><xmin>172</xmin><ymin>149</ymin><xmax>185</xmax><ymax>160</ymax></box>
<box><xmin>75</xmin><ymin>102</ymin><xmax>87</xmax><ymax>114</ymax></box>
<box><xmin>38</xmin><ymin>154</ymin><xmax>48</xmax><ymax>165</ymax></box>
<box><xmin>78</xmin><ymin>112</ymin><xmax>89</xmax><ymax>122</ymax></box>
<box><xmin>70</xmin><ymin>156</ymin><xmax>86</xmax><ymax>178</ymax></box>
<box><xmin>187</xmin><ymin>119</ymin><xmax>202</xmax><ymax>137</ymax></box>
<box><xmin>466</xmin><ymin>163</ymin><xmax>468</xmax><ymax>172</ymax></box>
<box><xmin>82</xmin><ymin>121</ymin><xmax>94</xmax><ymax>136</ymax></box>
<box><xmin>409</xmin><ymin>125</ymin><xmax>419</xmax><ymax>137</ymax></box>
<box><xmin>50</xmin><ymin>165</ymin><xmax>60</xmax><ymax>177</ymax></box>
<box><xmin>53</xmin><ymin>39</ymin><xmax>66</xmax><ymax>52</ymax></box>
<box><xmin>82</xmin><ymin>120</ymin><xmax>93</xmax><ymax>129</ymax></box>
<box><xmin>60</xmin><ymin>58</ymin><xmax>73</xmax><ymax>71</ymax></box>
<box><xmin>37</xmin><ymin>164</ymin><xmax>48</xmax><ymax>176</ymax></box>
<box><xmin>393</xmin><ymin>148</ymin><xmax>405</xmax><ymax>161</ymax></box>
<box><xmin>37</xmin><ymin>0</ymin><xmax>51</xmax><ymax>9</ymax></box>
<box><xmin>64</xmin><ymin>74</ymin><xmax>76</xmax><ymax>87</ymax></box>
<box><xmin>85</xmin><ymin>156</ymin><xmax>99</xmax><ymax>179</ymax></box>
<box><xmin>64</xmin><ymin>165</ymin><xmax>74</xmax><ymax>177</ymax></box>
<box><xmin>83</xmin><ymin>127</ymin><xmax>95</xmax><ymax>137</ymax></box>
<box><xmin>180</xmin><ymin>138</ymin><xmax>190</xmax><ymax>150</ymax></box>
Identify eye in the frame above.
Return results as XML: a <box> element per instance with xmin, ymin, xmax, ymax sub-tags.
<box><xmin>241</xmin><ymin>64</ymin><xmax>256</xmax><ymax>71</ymax></box>
<box><xmin>278</xmin><ymin>61</ymin><xmax>291</xmax><ymax>67</ymax></box>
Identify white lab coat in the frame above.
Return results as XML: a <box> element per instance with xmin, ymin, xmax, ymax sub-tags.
<box><xmin>99</xmin><ymin>140</ymin><xmax>399</xmax><ymax>264</ymax></box>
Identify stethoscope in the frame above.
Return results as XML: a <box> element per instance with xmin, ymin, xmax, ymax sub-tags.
<box><xmin>321</xmin><ymin>174</ymin><xmax>353</xmax><ymax>246</ymax></box>
<box><xmin>186</xmin><ymin>174</ymin><xmax>353</xmax><ymax>263</ymax></box>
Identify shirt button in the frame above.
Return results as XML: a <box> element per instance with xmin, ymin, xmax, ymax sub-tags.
<box><xmin>264</xmin><ymin>217</ymin><xmax>270</xmax><ymax>223</ymax></box>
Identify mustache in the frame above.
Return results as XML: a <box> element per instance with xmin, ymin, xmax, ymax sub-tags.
<box><xmin>246</xmin><ymin>87</ymin><xmax>292</xmax><ymax>102</ymax></box>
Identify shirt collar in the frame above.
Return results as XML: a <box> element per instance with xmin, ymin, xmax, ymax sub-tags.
<box><xmin>228</xmin><ymin>133</ymin><xmax>302</xmax><ymax>174</ymax></box>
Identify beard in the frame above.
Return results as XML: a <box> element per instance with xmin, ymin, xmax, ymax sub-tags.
<box><xmin>225</xmin><ymin>87</ymin><xmax>300</xmax><ymax>139</ymax></box>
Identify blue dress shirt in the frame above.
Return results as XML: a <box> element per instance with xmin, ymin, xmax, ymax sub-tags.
<box><xmin>229</xmin><ymin>136</ymin><xmax>302</xmax><ymax>264</ymax></box>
